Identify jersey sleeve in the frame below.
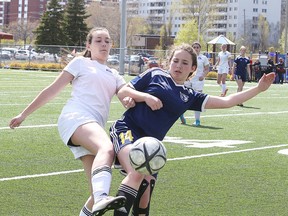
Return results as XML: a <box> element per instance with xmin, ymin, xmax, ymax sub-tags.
<box><xmin>204</xmin><ymin>56</ymin><xmax>210</xmax><ymax>66</ymax></box>
<box><xmin>130</xmin><ymin>69</ymin><xmax>154</xmax><ymax>91</ymax></box>
<box><xmin>111</xmin><ymin>68</ymin><xmax>126</xmax><ymax>91</ymax></box>
<box><xmin>189</xmin><ymin>92</ymin><xmax>209</xmax><ymax>112</ymax></box>
<box><xmin>63</xmin><ymin>56</ymin><xmax>83</xmax><ymax>79</ymax></box>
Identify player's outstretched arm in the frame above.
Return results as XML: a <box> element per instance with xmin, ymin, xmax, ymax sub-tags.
<box><xmin>9</xmin><ymin>71</ymin><xmax>73</xmax><ymax>129</ymax></box>
<box><xmin>205</xmin><ymin>73</ymin><xmax>275</xmax><ymax>109</ymax></box>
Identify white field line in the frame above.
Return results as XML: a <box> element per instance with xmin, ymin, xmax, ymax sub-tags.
<box><xmin>1</xmin><ymin>144</ymin><xmax>287</xmax><ymax>182</ymax></box>
<box><xmin>0</xmin><ymin>169</ymin><xmax>84</xmax><ymax>182</ymax></box>
<box><xmin>1</xmin><ymin>110</ymin><xmax>288</xmax><ymax>181</ymax></box>
<box><xmin>1</xmin><ymin>110</ymin><xmax>288</xmax><ymax>131</ymax></box>
<box><xmin>168</xmin><ymin>144</ymin><xmax>288</xmax><ymax>161</ymax></box>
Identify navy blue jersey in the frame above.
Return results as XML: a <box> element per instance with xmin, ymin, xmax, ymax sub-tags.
<box><xmin>234</xmin><ymin>56</ymin><xmax>250</xmax><ymax>76</ymax></box>
<box><xmin>114</xmin><ymin>68</ymin><xmax>208</xmax><ymax>141</ymax></box>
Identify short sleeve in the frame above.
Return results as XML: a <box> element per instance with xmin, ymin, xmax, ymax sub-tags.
<box><xmin>112</xmin><ymin>69</ymin><xmax>126</xmax><ymax>91</ymax></box>
<box><xmin>63</xmin><ymin>56</ymin><xmax>84</xmax><ymax>78</ymax></box>
<box><xmin>204</xmin><ymin>56</ymin><xmax>210</xmax><ymax>66</ymax></box>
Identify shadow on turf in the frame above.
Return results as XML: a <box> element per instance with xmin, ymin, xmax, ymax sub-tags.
<box><xmin>237</xmin><ymin>105</ymin><xmax>261</xmax><ymax>109</ymax></box>
<box><xmin>180</xmin><ymin>123</ymin><xmax>223</xmax><ymax>130</ymax></box>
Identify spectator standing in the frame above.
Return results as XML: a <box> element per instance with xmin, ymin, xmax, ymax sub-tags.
<box><xmin>253</xmin><ymin>59</ymin><xmax>262</xmax><ymax>82</ymax></box>
<box><xmin>213</xmin><ymin>43</ymin><xmax>232</xmax><ymax>97</ymax></box>
<box><xmin>276</xmin><ymin>57</ymin><xmax>285</xmax><ymax>84</ymax></box>
<box><xmin>138</xmin><ymin>56</ymin><xmax>145</xmax><ymax>74</ymax></box>
<box><xmin>266</xmin><ymin>56</ymin><xmax>275</xmax><ymax>74</ymax></box>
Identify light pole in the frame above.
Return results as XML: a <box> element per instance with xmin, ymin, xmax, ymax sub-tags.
<box><xmin>194</xmin><ymin>12</ymin><xmax>200</xmax><ymax>42</ymax></box>
<box><xmin>119</xmin><ymin>0</ymin><xmax>127</xmax><ymax>75</ymax></box>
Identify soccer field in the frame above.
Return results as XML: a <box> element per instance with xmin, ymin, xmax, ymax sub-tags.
<box><xmin>1</xmin><ymin>69</ymin><xmax>288</xmax><ymax>216</ymax></box>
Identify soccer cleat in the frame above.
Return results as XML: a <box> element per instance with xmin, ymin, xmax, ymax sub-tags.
<box><xmin>193</xmin><ymin>120</ymin><xmax>200</xmax><ymax>127</ymax></box>
<box><xmin>92</xmin><ymin>196</ymin><xmax>126</xmax><ymax>216</ymax></box>
<box><xmin>237</xmin><ymin>104</ymin><xmax>244</xmax><ymax>107</ymax></box>
<box><xmin>180</xmin><ymin>115</ymin><xmax>186</xmax><ymax>124</ymax></box>
<box><xmin>220</xmin><ymin>88</ymin><xmax>228</xmax><ymax>97</ymax></box>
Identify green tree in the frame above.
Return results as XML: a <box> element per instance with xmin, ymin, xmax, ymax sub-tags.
<box><xmin>174</xmin><ymin>19</ymin><xmax>199</xmax><ymax>46</ymax></box>
<box><xmin>64</xmin><ymin>0</ymin><xmax>90</xmax><ymax>46</ymax></box>
<box><xmin>34</xmin><ymin>0</ymin><xmax>67</xmax><ymax>51</ymax></box>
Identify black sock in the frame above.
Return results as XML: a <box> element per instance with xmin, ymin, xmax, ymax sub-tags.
<box><xmin>114</xmin><ymin>184</ymin><xmax>138</xmax><ymax>216</ymax></box>
<box><xmin>132</xmin><ymin>179</ymin><xmax>149</xmax><ymax>215</ymax></box>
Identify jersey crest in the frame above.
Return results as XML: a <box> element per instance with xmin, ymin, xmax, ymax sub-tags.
<box><xmin>180</xmin><ymin>92</ymin><xmax>189</xmax><ymax>102</ymax></box>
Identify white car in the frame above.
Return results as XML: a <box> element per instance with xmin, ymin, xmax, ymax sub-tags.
<box><xmin>14</xmin><ymin>50</ymin><xmax>37</xmax><ymax>60</ymax></box>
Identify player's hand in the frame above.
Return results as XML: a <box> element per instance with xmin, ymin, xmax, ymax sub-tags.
<box><xmin>122</xmin><ymin>97</ymin><xmax>135</xmax><ymax>109</ymax></box>
<box><xmin>257</xmin><ymin>72</ymin><xmax>275</xmax><ymax>92</ymax></box>
<box><xmin>9</xmin><ymin>114</ymin><xmax>25</xmax><ymax>129</ymax></box>
<box><xmin>144</xmin><ymin>94</ymin><xmax>163</xmax><ymax>111</ymax></box>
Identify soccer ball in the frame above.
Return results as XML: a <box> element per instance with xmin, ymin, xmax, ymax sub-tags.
<box><xmin>129</xmin><ymin>137</ymin><xmax>167</xmax><ymax>175</ymax></box>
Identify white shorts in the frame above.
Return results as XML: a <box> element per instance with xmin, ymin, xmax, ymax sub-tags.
<box><xmin>217</xmin><ymin>66</ymin><xmax>229</xmax><ymax>74</ymax></box>
<box><xmin>58</xmin><ymin>111</ymin><xmax>101</xmax><ymax>159</ymax></box>
<box><xmin>191</xmin><ymin>76</ymin><xmax>204</xmax><ymax>91</ymax></box>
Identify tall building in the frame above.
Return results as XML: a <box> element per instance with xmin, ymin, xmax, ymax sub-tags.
<box><xmin>0</xmin><ymin>0</ymin><xmax>48</xmax><ymax>28</ymax></box>
<box><xmin>126</xmin><ymin>0</ymin><xmax>283</xmax><ymax>45</ymax></box>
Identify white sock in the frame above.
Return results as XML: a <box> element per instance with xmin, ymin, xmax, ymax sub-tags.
<box><xmin>79</xmin><ymin>204</ymin><xmax>92</xmax><ymax>216</ymax></box>
<box><xmin>194</xmin><ymin>111</ymin><xmax>200</xmax><ymax>121</ymax></box>
<box><xmin>221</xmin><ymin>84</ymin><xmax>226</xmax><ymax>93</ymax></box>
<box><xmin>91</xmin><ymin>165</ymin><xmax>112</xmax><ymax>200</ymax></box>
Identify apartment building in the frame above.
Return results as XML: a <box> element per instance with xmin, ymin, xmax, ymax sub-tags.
<box><xmin>0</xmin><ymin>0</ymin><xmax>48</xmax><ymax>28</ymax></box>
<box><xmin>0</xmin><ymin>0</ymin><xmax>97</xmax><ymax>29</ymax></box>
<box><xmin>126</xmin><ymin>0</ymin><xmax>283</xmax><ymax>43</ymax></box>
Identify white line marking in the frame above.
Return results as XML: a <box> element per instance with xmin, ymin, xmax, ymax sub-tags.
<box><xmin>1</xmin><ymin>110</ymin><xmax>288</xmax><ymax>130</ymax></box>
<box><xmin>0</xmin><ymin>124</ymin><xmax>57</xmax><ymax>130</ymax></box>
<box><xmin>1</xmin><ymin>144</ymin><xmax>287</xmax><ymax>182</ymax></box>
<box><xmin>0</xmin><ymin>169</ymin><xmax>84</xmax><ymax>182</ymax></box>
<box><xmin>168</xmin><ymin>144</ymin><xmax>288</xmax><ymax>161</ymax></box>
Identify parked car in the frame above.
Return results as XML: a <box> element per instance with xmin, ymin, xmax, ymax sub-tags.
<box><xmin>1</xmin><ymin>47</ymin><xmax>18</xmax><ymax>59</ymax></box>
<box><xmin>107</xmin><ymin>55</ymin><xmax>119</xmax><ymax>65</ymax></box>
<box><xmin>0</xmin><ymin>50</ymin><xmax>12</xmax><ymax>60</ymax></box>
<box><xmin>14</xmin><ymin>50</ymin><xmax>37</xmax><ymax>60</ymax></box>
<box><xmin>129</xmin><ymin>55</ymin><xmax>140</xmax><ymax>65</ymax></box>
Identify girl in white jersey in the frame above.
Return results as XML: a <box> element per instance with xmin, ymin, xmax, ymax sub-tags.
<box><xmin>9</xmin><ymin>27</ymin><xmax>134</xmax><ymax>216</ymax></box>
<box><xmin>214</xmin><ymin>43</ymin><xmax>232</xmax><ymax>96</ymax></box>
<box><xmin>179</xmin><ymin>41</ymin><xmax>210</xmax><ymax>126</ymax></box>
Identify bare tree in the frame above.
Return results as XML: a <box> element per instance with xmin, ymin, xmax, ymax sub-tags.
<box><xmin>178</xmin><ymin>0</ymin><xmax>218</xmax><ymax>40</ymax></box>
<box><xmin>86</xmin><ymin>2</ymin><xmax>121</xmax><ymax>47</ymax></box>
<box><xmin>4</xmin><ymin>19</ymin><xmax>39</xmax><ymax>45</ymax></box>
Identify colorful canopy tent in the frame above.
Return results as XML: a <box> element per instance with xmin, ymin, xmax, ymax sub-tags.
<box><xmin>206</xmin><ymin>34</ymin><xmax>236</xmax><ymax>65</ymax></box>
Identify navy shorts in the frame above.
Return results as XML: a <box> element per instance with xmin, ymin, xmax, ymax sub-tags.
<box><xmin>110</xmin><ymin>119</ymin><xmax>159</xmax><ymax>178</ymax></box>
<box><xmin>110</xmin><ymin>119</ymin><xmax>145</xmax><ymax>155</ymax></box>
<box><xmin>234</xmin><ymin>73</ymin><xmax>247</xmax><ymax>82</ymax></box>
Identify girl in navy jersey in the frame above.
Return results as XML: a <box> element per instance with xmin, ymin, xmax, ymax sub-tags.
<box><xmin>9</xmin><ymin>27</ymin><xmax>134</xmax><ymax>216</ymax></box>
<box><xmin>110</xmin><ymin>43</ymin><xmax>275</xmax><ymax>216</ymax></box>
<box><xmin>231</xmin><ymin>46</ymin><xmax>251</xmax><ymax>106</ymax></box>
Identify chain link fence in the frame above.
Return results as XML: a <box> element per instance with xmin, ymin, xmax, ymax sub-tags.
<box><xmin>0</xmin><ymin>44</ymin><xmax>287</xmax><ymax>82</ymax></box>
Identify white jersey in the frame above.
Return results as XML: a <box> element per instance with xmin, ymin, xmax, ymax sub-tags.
<box><xmin>184</xmin><ymin>53</ymin><xmax>209</xmax><ymax>91</ymax></box>
<box><xmin>217</xmin><ymin>51</ymin><xmax>231</xmax><ymax>68</ymax></box>
<box><xmin>58</xmin><ymin>56</ymin><xmax>125</xmax><ymax>145</ymax></box>
<box><xmin>194</xmin><ymin>54</ymin><xmax>210</xmax><ymax>78</ymax></box>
